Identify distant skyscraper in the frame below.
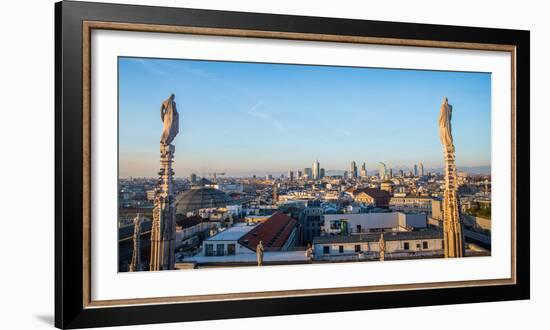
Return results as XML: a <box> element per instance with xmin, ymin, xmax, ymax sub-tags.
<box><xmin>344</xmin><ymin>170</ymin><xmax>348</xmax><ymax>179</ymax></box>
<box><xmin>350</xmin><ymin>161</ymin><xmax>358</xmax><ymax>178</ymax></box>
<box><xmin>288</xmin><ymin>170</ymin><xmax>294</xmax><ymax>181</ymax></box>
<box><xmin>419</xmin><ymin>162</ymin><xmax>424</xmax><ymax>177</ymax></box>
<box><xmin>304</xmin><ymin>167</ymin><xmax>312</xmax><ymax>179</ymax></box>
<box><xmin>190</xmin><ymin>173</ymin><xmax>197</xmax><ymax>184</ymax></box>
<box><xmin>297</xmin><ymin>170</ymin><xmax>303</xmax><ymax>178</ymax></box>
<box><xmin>389</xmin><ymin>168</ymin><xmax>393</xmax><ymax>178</ymax></box>
<box><xmin>379</xmin><ymin>162</ymin><xmax>387</xmax><ymax>179</ymax></box>
<box><xmin>414</xmin><ymin>164</ymin><xmax>418</xmax><ymax>177</ymax></box>
<box><xmin>399</xmin><ymin>169</ymin><xmax>404</xmax><ymax>177</ymax></box>
<box><xmin>320</xmin><ymin>168</ymin><xmax>325</xmax><ymax>178</ymax></box>
<box><xmin>313</xmin><ymin>159</ymin><xmax>320</xmax><ymax>180</ymax></box>
<box><xmin>360</xmin><ymin>162</ymin><xmax>367</xmax><ymax>177</ymax></box>
<box><xmin>266</xmin><ymin>174</ymin><xmax>273</xmax><ymax>180</ymax></box>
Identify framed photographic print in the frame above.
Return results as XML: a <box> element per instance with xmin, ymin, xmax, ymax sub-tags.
<box><xmin>55</xmin><ymin>0</ymin><xmax>530</xmax><ymax>328</ymax></box>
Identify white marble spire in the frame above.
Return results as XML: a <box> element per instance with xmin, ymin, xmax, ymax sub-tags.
<box><xmin>438</xmin><ymin>97</ymin><xmax>464</xmax><ymax>258</ymax></box>
<box><xmin>129</xmin><ymin>213</ymin><xmax>143</xmax><ymax>272</ymax></box>
<box><xmin>150</xmin><ymin>94</ymin><xmax>179</xmax><ymax>271</ymax></box>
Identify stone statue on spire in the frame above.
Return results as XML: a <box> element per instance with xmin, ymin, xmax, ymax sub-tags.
<box><xmin>256</xmin><ymin>240</ymin><xmax>264</xmax><ymax>266</ymax></box>
<box><xmin>160</xmin><ymin>93</ymin><xmax>179</xmax><ymax>145</ymax></box>
<box><xmin>439</xmin><ymin>96</ymin><xmax>454</xmax><ymax>148</ymax></box>
<box><xmin>378</xmin><ymin>233</ymin><xmax>386</xmax><ymax>261</ymax></box>
<box><xmin>129</xmin><ymin>213</ymin><xmax>144</xmax><ymax>272</ymax></box>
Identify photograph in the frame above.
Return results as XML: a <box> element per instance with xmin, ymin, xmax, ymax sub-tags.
<box><xmin>117</xmin><ymin>57</ymin><xmax>493</xmax><ymax>272</ymax></box>
<box><xmin>48</xmin><ymin>1</ymin><xmax>532</xmax><ymax>328</ymax></box>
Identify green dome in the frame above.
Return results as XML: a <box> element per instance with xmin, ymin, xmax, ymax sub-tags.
<box><xmin>175</xmin><ymin>187</ymin><xmax>234</xmax><ymax>214</ymax></box>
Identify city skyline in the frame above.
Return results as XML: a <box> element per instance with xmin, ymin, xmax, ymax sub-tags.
<box><xmin>119</xmin><ymin>57</ymin><xmax>491</xmax><ymax>178</ymax></box>
<box><xmin>119</xmin><ymin>158</ymin><xmax>490</xmax><ymax>179</ymax></box>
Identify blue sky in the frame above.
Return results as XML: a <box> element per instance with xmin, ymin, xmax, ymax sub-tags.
<box><xmin>118</xmin><ymin>57</ymin><xmax>491</xmax><ymax>178</ymax></box>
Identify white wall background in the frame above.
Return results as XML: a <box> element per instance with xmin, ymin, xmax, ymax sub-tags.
<box><xmin>0</xmin><ymin>0</ymin><xmax>546</xmax><ymax>329</ymax></box>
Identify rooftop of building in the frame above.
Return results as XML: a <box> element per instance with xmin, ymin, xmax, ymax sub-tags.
<box><xmin>238</xmin><ymin>212</ymin><xmax>297</xmax><ymax>252</ymax></box>
<box><xmin>175</xmin><ymin>215</ymin><xmax>203</xmax><ymax>229</ymax></box>
<box><xmin>194</xmin><ymin>177</ymin><xmax>213</xmax><ymax>186</ymax></box>
<box><xmin>324</xmin><ymin>211</ymin><xmax>406</xmax><ymax>218</ymax></box>
<box><xmin>175</xmin><ymin>187</ymin><xmax>234</xmax><ymax>215</ymax></box>
<box><xmin>312</xmin><ymin>229</ymin><xmax>443</xmax><ymax>245</ymax></box>
<box><xmin>352</xmin><ymin>187</ymin><xmax>390</xmax><ymax>198</ymax></box>
<box><xmin>183</xmin><ymin>250</ymin><xmax>307</xmax><ymax>263</ymax></box>
<box><xmin>205</xmin><ymin>223</ymin><xmax>258</xmax><ymax>241</ymax></box>
<box><xmin>390</xmin><ymin>195</ymin><xmax>434</xmax><ymax>200</ymax></box>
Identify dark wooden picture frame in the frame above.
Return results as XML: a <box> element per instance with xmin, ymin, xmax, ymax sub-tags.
<box><xmin>55</xmin><ymin>1</ymin><xmax>530</xmax><ymax>328</ymax></box>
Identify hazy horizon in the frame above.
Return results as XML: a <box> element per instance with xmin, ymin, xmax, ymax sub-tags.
<box><xmin>119</xmin><ymin>57</ymin><xmax>491</xmax><ymax>178</ymax></box>
<box><xmin>119</xmin><ymin>166</ymin><xmax>491</xmax><ymax>180</ymax></box>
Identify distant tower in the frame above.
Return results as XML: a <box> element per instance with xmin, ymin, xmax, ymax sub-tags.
<box><xmin>190</xmin><ymin>173</ymin><xmax>197</xmax><ymax>185</ymax></box>
<box><xmin>320</xmin><ymin>168</ymin><xmax>325</xmax><ymax>179</ymax></box>
<box><xmin>379</xmin><ymin>162</ymin><xmax>387</xmax><ymax>180</ymax></box>
<box><xmin>297</xmin><ymin>170</ymin><xmax>303</xmax><ymax>179</ymax></box>
<box><xmin>419</xmin><ymin>162</ymin><xmax>424</xmax><ymax>177</ymax></box>
<box><xmin>389</xmin><ymin>167</ymin><xmax>393</xmax><ymax>179</ymax></box>
<box><xmin>360</xmin><ymin>162</ymin><xmax>367</xmax><ymax>177</ymax></box>
<box><xmin>413</xmin><ymin>164</ymin><xmax>418</xmax><ymax>177</ymax></box>
<box><xmin>304</xmin><ymin>168</ymin><xmax>312</xmax><ymax>179</ymax></box>
<box><xmin>129</xmin><ymin>213</ymin><xmax>144</xmax><ymax>272</ymax></box>
<box><xmin>399</xmin><ymin>169</ymin><xmax>404</xmax><ymax>177</ymax></box>
<box><xmin>150</xmin><ymin>94</ymin><xmax>179</xmax><ymax>271</ymax></box>
<box><xmin>438</xmin><ymin>97</ymin><xmax>464</xmax><ymax>258</ymax></box>
<box><xmin>313</xmin><ymin>159</ymin><xmax>320</xmax><ymax>180</ymax></box>
<box><xmin>273</xmin><ymin>183</ymin><xmax>279</xmax><ymax>203</ymax></box>
<box><xmin>288</xmin><ymin>170</ymin><xmax>294</xmax><ymax>181</ymax></box>
<box><xmin>350</xmin><ymin>161</ymin><xmax>358</xmax><ymax>179</ymax></box>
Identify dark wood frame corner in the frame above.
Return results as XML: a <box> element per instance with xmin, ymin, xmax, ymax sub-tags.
<box><xmin>55</xmin><ymin>1</ymin><xmax>530</xmax><ymax>328</ymax></box>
